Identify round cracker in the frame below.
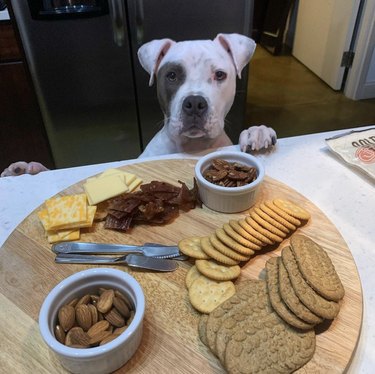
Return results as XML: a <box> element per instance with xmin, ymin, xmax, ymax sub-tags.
<box><xmin>253</xmin><ymin>206</ymin><xmax>290</xmax><ymax>233</ymax></box>
<box><xmin>210</xmin><ymin>234</ymin><xmax>250</xmax><ymax>262</ymax></box>
<box><xmin>245</xmin><ymin>216</ymin><xmax>284</xmax><ymax>243</ymax></box>
<box><xmin>189</xmin><ymin>275</ymin><xmax>236</xmax><ymax>314</ymax></box>
<box><xmin>185</xmin><ymin>265</ymin><xmax>202</xmax><ymax>289</ymax></box>
<box><xmin>259</xmin><ymin>203</ymin><xmax>297</xmax><ymax>231</ymax></box>
<box><xmin>196</xmin><ymin>259</ymin><xmax>241</xmax><ymax>281</ymax></box>
<box><xmin>273</xmin><ymin>198</ymin><xmax>311</xmax><ymax>220</ymax></box>
<box><xmin>215</xmin><ymin>228</ymin><xmax>254</xmax><ymax>257</ymax></box>
<box><xmin>238</xmin><ymin>219</ymin><xmax>273</xmax><ymax>246</ymax></box>
<box><xmin>201</xmin><ymin>236</ymin><xmax>239</xmax><ymax>266</ymax></box>
<box><xmin>228</xmin><ymin>219</ymin><xmax>264</xmax><ymax>247</ymax></box>
<box><xmin>178</xmin><ymin>236</ymin><xmax>209</xmax><ymax>259</ymax></box>
<box><xmin>249</xmin><ymin>210</ymin><xmax>287</xmax><ymax>238</ymax></box>
<box><xmin>264</xmin><ymin>200</ymin><xmax>302</xmax><ymax>226</ymax></box>
<box><xmin>223</xmin><ymin>223</ymin><xmax>262</xmax><ymax>251</ymax></box>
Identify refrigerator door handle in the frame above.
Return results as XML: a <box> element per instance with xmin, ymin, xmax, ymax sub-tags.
<box><xmin>108</xmin><ymin>0</ymin><xmax>126</xmax><ymax>46</ymax></box>
<box><xmin>135</xmin><ymin>0</ymin><xmax>145</xmax><ymax>46</ymax></box>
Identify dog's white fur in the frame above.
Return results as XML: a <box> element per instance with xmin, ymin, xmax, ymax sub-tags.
<box><xmin>1</xmin><ymin>33</ymin><xmax>276</xmax><ymax>177</ymax></box>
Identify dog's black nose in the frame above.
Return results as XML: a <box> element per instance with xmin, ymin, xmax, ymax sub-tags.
<box><xmin>182</xmin><ymin>95</ymin><xmax>208</xmax><ymax>117</ymax></box>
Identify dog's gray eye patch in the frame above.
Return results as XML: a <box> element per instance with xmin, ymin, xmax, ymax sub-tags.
<box><xmin>157</xmin><ymin>62</ymin><xmax>186</xmax><ymax>116</ymax></box>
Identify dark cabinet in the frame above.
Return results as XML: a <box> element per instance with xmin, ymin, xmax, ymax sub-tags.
<box><xmin>0</xmin><ymin>21</ymin><xmax>54</xmax><ymax>172</ymax></box>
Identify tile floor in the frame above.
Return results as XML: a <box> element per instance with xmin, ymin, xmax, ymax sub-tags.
<box><xmin>245</xmin><ymin>47</ymin><xmax>375</xmax><ymax>138</ymax></box>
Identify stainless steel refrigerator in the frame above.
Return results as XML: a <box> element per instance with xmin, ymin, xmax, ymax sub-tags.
<box><xmin>11</xmin><ymin>0</ymin><xmax>253</xmax><ymax>168</ymax></box>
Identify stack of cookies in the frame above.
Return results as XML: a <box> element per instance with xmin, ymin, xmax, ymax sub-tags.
<box><xmin>178</xmin><ymin>198</ymin><xmax>311</xmax><ymax>314</ymax></box>
<box><xmin>265</xmin><ymin>234</ymin><xmax>345</xmax><ymax>330</ymax></box>
<box><xmin>198</xmin><ymin>279</ymin><xmax>316</xmax><ymax>373</ymax></box>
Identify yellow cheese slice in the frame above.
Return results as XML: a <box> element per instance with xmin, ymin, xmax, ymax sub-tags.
<box><xmin>127</xmin><ymin>177</ymin><xmax>143</xmax><ymax>192</ymax></box>
<box><xmin>38</xmin><ymin>209</ymin><xmax>51</xmax><ymax>231</ymax></box>
<box><xmin>46</xmin><ymin>194</ymin><xmax>87</xmax><ymax>230</ymax></box>
<box><xmin>84</xmin><ymin>175</ymin><xmax>129</xmax><ymax>205</ymax></box>
<box><xmin>59</xmin><ymin>205</ymin><xmax>97</xmax><ymax>229</ymax></box>
<box><xmin>48</xmin><ymin>229</ymin><xmax>80</xmax><ymax>243</ymax></box>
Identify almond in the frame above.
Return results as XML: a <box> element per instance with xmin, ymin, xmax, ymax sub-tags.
<box><xmin>97</xmin><ymin>289</ymin><xmax>114</xmax><ymax>313</ymax></box>
<box><xmin>99</xmin><ymin>334</ymin><xmax>118</xmax><ymax>346</ymax></box>
<box><xmin>67</xmin><ymin>298</ymin><xmax>79</xmax><ymax>307</ymax></box>
<box><xmin>87</xmin><ymin>320</ymin><xmax>110</xmax><ymax>338</ymax></box>
<box><xmin>114</xmin><ymin>290</ymin><xmax>133</xmax><ymax>309</ymax></box>
<box><xmin>54</xmin><ymin>325</ymin><xmax>66</xmax><ymax>344</ymax></box>
<box><xmin>65</xmin><ymin>327</ymin><xmax>90</xmax><ymax>347</ymax></box>
<box><xmin>89</xmin><ymin>330</ymin><xmax>112</xmax><ymax>346</ymax></box>
<box><xmin>113</xmin><ymin>326</ymin><xmax>128</xmax><ymax>335</ymax></box>
<box><xmin>113</xmin><ymin>296</ymin><xmax>130</xmax><ymax>318</ymax></box>
<box><xmin>76</xmin><ymin>294</ymin><xmax>91</xmax><ymax>307</ymax></box>
<box><xmin>76</xmin><ymin>304</ymin><xmax>92</xmax><ymax>331</ymax></box>
<box><xmin>58</xmin><ymin>305</ymin><xmax>76</xmax><ymax>332</ymax></box>
<box><xmin>104</xmin><ymin>308</ymin><xmax>125</xmax><ymax>327</ymax></box>
<box><xmin>88</xmin><ymin>303</ymin><xmax>98</xmax><ymax>325</ymax></box>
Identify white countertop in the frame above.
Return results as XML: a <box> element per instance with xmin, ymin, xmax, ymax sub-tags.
<box><xmin>0</xmin><ymin>126</ymin><xmax>374</xmax><ymax>373</ymax></box>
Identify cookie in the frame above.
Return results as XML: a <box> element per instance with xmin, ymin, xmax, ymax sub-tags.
<box><xmin>188</xmin><ymin>275</ymin><xmax>236</xmax><ymax>314</ymax></box>
<box><xmin>259</xmin><ymin>202</ymin><xmax>297</xmax><ymax>231</ymax></box>
<box><xmin>281</xmin><ymin>246</ymin><xmax>340</xmax><ymax>320</ymax></box>
<box><xmin>273</xmin><ymin>198</ymin><xmax>311</xmax><ymax>221</ymax></box>
<box><xmin>185</xmin><ymin>265</ymin><xmax>201</xmax><ymax>289</ymax></box>
<box><xmin>264</xmin><ymin>200</ymin><xmax>302</xmax><ymax>227</ymax></box>
<box><xmin>222</xmin><ymin>223</ymin><xmax>262</xmax><ymax>251</ymax></box>
<box><xmin>198</xmin><ymin>314</ymin><xmax>209</xmax><ymax>346</ymax></box>
<box><xmin>249</xmin><ymin>210</ymin><xmax>287</xmax><ymax>238</ymax></box>
<box><xmin>254</xmin><ymin>206</ymin><xmax>290</xmax><ymax>234</ymax></box>
<box><xmin>200</xmin><ymin>236</ymin><xmax>239</xmax><ymax>266</ymax></box>
<box><xmin>178</xmin><ymin>237</ymin><xmax>209</xmax><ymax>260</ymax></box>
<box><xmin>205</xmin><ymin>280</ymin><xmax>266</xmax><ymax>357</ymax></box>
<box><xmin>238</xmin><ymin>218</ymin><xmax>273</xmax><ymax>246</ymax></box>
<box><xmin>245</xmin><ymin>216</ymin><xmax>284</xmax><ymax>243</ymax></box>
<box><xmin>290</xmin><ymin>234</ymin><xmax>345</xmax><ymax>301</ymax></box>
<box><xmin>278</xmin><ymin>257</ymin><xmax>323</xmax><ymax>325</ymax></box>
<box><xmin>196</xmin><ymin>259</ymin><xmax>241</xmax><ymax>281</ymax></box>
<box><xmin>224</xmin><ymin>310</ymin><xmax>316</xmax><ymax>374</ymax></box>
<box><xmin>265</xmin><ymin>257</ymin><xmax>314</xmax><ymax>330</ymax></box>
<box><xmin>215</xmin><ymin>228</ymin><xmax>254</xmax><ymax>257</ymax></box>
<box><xmin>228</xmin><ymin>219</ymin><xmax>264</xmax><ymax>247</ymax></box>
<box><xmin>209</xmin><ymin>234</ymin><xmax>249</xmax><ymax>262</ymax></box>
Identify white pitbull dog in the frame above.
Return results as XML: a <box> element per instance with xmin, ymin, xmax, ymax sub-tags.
<box><xmin>138</xmin><ymin>33</ymin><xmax>276</xmax><ymax>158</ymax></box>
<box><xmin>1</xmin><ymin>33</ymin><xmax>276</xmax><ymax>177</ymax></box>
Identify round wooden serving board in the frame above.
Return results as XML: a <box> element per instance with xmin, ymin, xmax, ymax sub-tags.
<box><xmin>0</xmin><ymin>159</ymin><xmax>362</xmax><ymax>373</ymax></box>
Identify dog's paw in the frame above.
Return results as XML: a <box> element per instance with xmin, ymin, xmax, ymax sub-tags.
<box><xmin>1</xmin><ymin>161</ymin><xmax>49</xmax><ymax>177</ymax></box>
<box><xmin>239</xmin><ymin>125</ymin><xmax>277</xmax><ymax>152</ymax></box>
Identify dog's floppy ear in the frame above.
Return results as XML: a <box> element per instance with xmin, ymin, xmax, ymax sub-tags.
<box><xmin>214</xmin><ymin>33</ymin><xmax>256</xmax><ymax>79</ymax></box>
<box><xmin>137</xmin><ymin>38</ymin><xmax>175</xmax><ymax>86</ymax></box>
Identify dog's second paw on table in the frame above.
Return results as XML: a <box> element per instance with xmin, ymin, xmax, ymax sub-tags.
<box><xmin>239</xmin><ymin>125</ymin><xmax>277</xmax><ymax>153</ymax></box>
<box><xmin>1</xmin><ymin>161</ymin><xmax>49</xmax><ymax>177</ymax></box>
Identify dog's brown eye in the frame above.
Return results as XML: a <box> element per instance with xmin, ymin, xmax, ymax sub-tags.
<box><xmin>166</xmin><ymin>71</ymin><xmax>177</xmax><ymax>82</ymax></box>
<box><xmin>215</xmin><ymin>71</ymin><xmax>227</xmax><ymax>81</ymax></box>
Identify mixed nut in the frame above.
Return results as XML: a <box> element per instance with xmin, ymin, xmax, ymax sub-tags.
<box><xmin>202</xmin><ymin>159</ymin><xmax>257</xmax><ymax>187</ymax></box>
<box><xmin>55</xmin><ymin>288</ymin><xmax>135</xmax><ymax>348</ymax></box>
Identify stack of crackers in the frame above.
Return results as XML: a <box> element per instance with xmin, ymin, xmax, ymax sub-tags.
<box><xmin>38</xmin><ymin>194</ymin><xmax>96</xmax><ymax>243</ymax></box>
<box><xmin>179</xmin><ymin>198</ymin><xmax>311</xmax><ymax>314</ymax></box>
<box><xmin>198</xmin><ymin>235</ymin><xmax>344</xmax><ymax>373</ymax></box>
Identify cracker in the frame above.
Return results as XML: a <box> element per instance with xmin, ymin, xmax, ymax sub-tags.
<box><xmin>249</xmin><ymin>210</ymin><xmax>287</xmax><ymax>238</ymax></box>
<box><xmin>200</xmin><ymin>236</ymin><xmax>239</xmax><ymax>266</ymax></box>
<box><xmin>264</xmin><ymin>200</ymin><xmax>301</xmax><ymax>226</ymax></box>
<box><xmin>245</xmin><ymin>216</ymin><xmax>284</xmax><ymax>243</ymax></box>
<box><xmin>215</xmin><ymin>228</ymin><xmax>254</xmax><ymax>257</ymax></box>
<box><xmin>273</xmin><ymin>198</ymin><xmax>311</xmax><ymax>220</ymax></box>
<box><xmin>238</xmin><ymin>218</ymin><xmax>273</xmax><ymax>245</ymax></box>
<box><xmin>254</xmin><ymin>206</ymin><xmax>290</xmax><ymax>233</ymax></box>
<box><xmin>178</xmin><ymin>237</ymin><xmax>209</xmax><ymax>260</ymax></box>
<box><xmin>189</xmin><ymin>275</ymin><xmax>236</xmax><ymax>314</ymax></box>
<box><xmin>228</xmin><ymin>219</ymin><xmax>264</xmax><ymax>247</ymax></box>
<box><xmin>278</xmin><ymin>256</ymin><xmax>323</xmax><ymax>325</ymax></box>
<box><xmin>196</xmin><ymin>259</ymin><xmax>241</xmax><ymax>281</ymax></box>
<box><xmin>259</xmin><ymin>202</ymin><xmax>297</xmax><ymax>231</ymax></box>
<box><xmin>185</xmin><ymin>265</ymin><xmax>202</xmax><ymax>289</ymax></box>
<box><xmin>223</xmin><ymin>223</ymin><xmax>262</xmax><ymax>251</ymax></box>
<box><xmin>265</xmin><ymin>257</ymin><xmax>314</xmax><ymax>330</ymax></box>
<box><xmin>290</xmin><ymin>234</ymin><xmax>345</xmax><ymax>301</ymax></box>
<box><xmin>282</xmin><ymin>246</ymin><xmax>340</xmax><ymax>319</ymax></box>
<box><xmin>209</xmin><ymin>234</ymin><xmax>250</xmax><ymax>262</ymax></box>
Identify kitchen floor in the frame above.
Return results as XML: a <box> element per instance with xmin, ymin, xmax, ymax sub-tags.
<box><xmin>244</xmin><ymin>46</ymin><xmax>375</xmax><ymax>138</ymax></box>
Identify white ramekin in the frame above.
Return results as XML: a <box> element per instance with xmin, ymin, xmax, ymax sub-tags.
<box><xmin>39</xmin><ymin>268</ymin><xmax>145</xmax><ymax>374</ymax></box>
<box><xmin>195</xmin><ymin>150</ymin><xmax>265</xmax><ymax>213</ymax></box>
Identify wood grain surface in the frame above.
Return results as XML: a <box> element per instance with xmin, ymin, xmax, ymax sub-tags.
<box><xmin>0</xmin><ymin>159</ymin><xmax>362</xmax><ymax>373</ymax></box>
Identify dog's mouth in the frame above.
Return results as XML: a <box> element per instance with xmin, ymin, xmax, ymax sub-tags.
<box><xmin>181</xmin><ymin>127</ymin><xmax>207</xmax><ymax>138</ymax></box>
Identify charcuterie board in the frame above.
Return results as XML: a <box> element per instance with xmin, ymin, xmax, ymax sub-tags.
<box><xmin>0</xmin><ymin>159</ymin><xmax>362</xmax><ymax>373</ymax></box>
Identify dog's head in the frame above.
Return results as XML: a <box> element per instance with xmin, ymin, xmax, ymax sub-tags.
<box><xmin>138</xmin><ymin>34</ymin><xmax>256</xmax><ymax>142</ymax></box>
